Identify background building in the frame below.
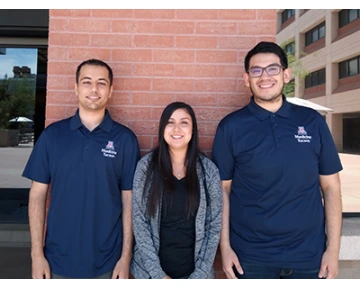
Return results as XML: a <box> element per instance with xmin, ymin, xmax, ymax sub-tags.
<box><xmin>277</xmin><ymin>9</ymin><xmax>360</xmax><ymax>154</ymax></box>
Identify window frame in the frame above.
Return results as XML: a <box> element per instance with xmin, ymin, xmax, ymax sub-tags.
<box><xmin>304</xmin><ymin>68</ymin><xmax>326</xmax><ymax>88</ymax></box>
<box><xmin>305</xmin><ymin>22</ymin><xmax>326</xmax><ymax>46</ymax></box>
<box><xmin>339</xmin><ymin>9</ymin><xmax>360</xmax><ymax>28</ymax></box>
<box><xmin>339</xmin><ymin>55</ymin><xmax>360</xmax><ymax>79</ymax></box>
<box><xmin>281</xmin><ymin>9</ymin><xmax>295</xmax><ymax>24</ymax></box>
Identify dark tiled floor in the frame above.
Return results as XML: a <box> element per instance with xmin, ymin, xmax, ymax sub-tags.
<box><xmin>0</xmin><ymin>245</ymin><xmax>359</xmax><ymax>279</ymax></box>
<box><xmin>0</xmin><ymin>247</ymin><xmax>31</xmax><ymax>279</ymax></box>
<box><xmin>0</xmin><ymin>188</ymin><xmax>29</xmax><ymax>224</ymax></box>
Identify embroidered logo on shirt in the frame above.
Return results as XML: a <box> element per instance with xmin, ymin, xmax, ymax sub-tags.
<box><xmin>295</xmin><ymin>126</ymin><xmax>312</xmax><ymax>143</ymax></box>
<box><xmin>105</xmin><ymin>141</ymin><xmax>115</xmax><ymax>150</ymax></box>
<box><xmin>101</xmin><ymin>141</ymin><xmax>117</xmax><ymax>158</ymax></box>
<box><xmin>297</xmin><ymin>126</ymin><xmax>307</xmax><ymax>135</ymax></box>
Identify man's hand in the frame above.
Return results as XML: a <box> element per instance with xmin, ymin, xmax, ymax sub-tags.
<box><xmin>111</xmin><ymin>257</ymin><xmax>131</xmax><ymax>279</ymax></box>
<box><xmin>318</xmin><ymin>249</ymin><xmax>339</xmax><ymax>279</ymax></box>
<box><xmin>221</xmin><ymin>246</ymin><xmax>243</xmax><ymax>279</ymax></box>
<box><xmin>32</xmin><ymin>255</ymin><xmax>50</xmax><ymax>279</ymax></box>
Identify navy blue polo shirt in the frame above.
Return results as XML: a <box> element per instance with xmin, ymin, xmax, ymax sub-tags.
<box><xmin>212</xmin><ymin>95</ymin><xmax>342</xmax><ymax>269</ymax></box>
<box><xmin>22</xmin><ymin>109</ymin><xmax>140</xmax><ymax>278</ymax></box>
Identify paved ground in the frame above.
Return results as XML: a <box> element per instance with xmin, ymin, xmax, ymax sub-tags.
<box><xmin>0</xmin><ymin>247</ymin><xmax>31</xmax><ymax>279</ymax></box>
<box><xmin>339</xmin><ymin>153</ymin><xmax>360</xmax><ymax>213</ymax></box>
<box><xmin>0</xmin><ymin>143</ymin><xmax>33</xmax><ymax>189</ymax></box>
<box><xmin>0</xmin><ymin>247</ymin><xmax>359</xmax><ymax>279</ymax></box>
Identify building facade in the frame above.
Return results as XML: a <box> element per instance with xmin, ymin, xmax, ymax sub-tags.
<box><xmin>277</xmin><ymin>9</ymin><xmax>360</xmax><ymax>153</ymax></box>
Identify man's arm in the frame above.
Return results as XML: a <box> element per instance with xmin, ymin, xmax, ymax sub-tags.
<box><xmin>112</xmin><ymin>190</ymin><xmax>133</xmax><ymax>279</ymax></box>
<box><xmin>28</xmin><ymin>181</ymin><xmax>50</xmax><ymax>279</ymax></box>
<box><xmin>318</xmin><ymin>173</ymin><xmax>342</xmax><ymax>279</ymax></box>
<box><xmin>220</xmin><ymin>180</ymin><xmax>242</xmax><ymax>279</ymax></box>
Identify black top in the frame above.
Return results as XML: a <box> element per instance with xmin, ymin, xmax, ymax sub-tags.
<box><xmin>159</xmin><ymin>177</ymin><xmax>198</xmax><ymax>279</ymax></box>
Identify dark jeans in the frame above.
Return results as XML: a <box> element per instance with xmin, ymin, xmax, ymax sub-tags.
<box><xmin>51</xmin><ymin>271</ymin><xmax>112</xmax><ymax>279</ymax></box>
<box><xmin>233</xmin><ymin>263</ymin><xmax>321</xmax><ymax>279</ymax></box>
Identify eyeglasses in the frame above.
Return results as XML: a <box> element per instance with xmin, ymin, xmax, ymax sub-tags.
<box><xmin>247</xmin><ymin>64</ymin><xmax>283</xmax><ymax>78</ymax></box>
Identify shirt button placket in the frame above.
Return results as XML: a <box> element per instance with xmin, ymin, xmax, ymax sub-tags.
<box><xmin>271</xmin><ymin>114</ymin><xmax>279</xmax><ymax>148</ymax></box>
<box><xmin>82</xmin><ymin>134</ymin><xmax>91</xmax><ymax>162</ymax></box>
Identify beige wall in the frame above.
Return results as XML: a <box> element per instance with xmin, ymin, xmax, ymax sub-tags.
<box><xmin>276</xmin><ymin>9</ymin><xmax>360</xmax><ymax>151</ymax></box>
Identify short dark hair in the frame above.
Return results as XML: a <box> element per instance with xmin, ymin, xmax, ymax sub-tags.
<box><xmin>244</xmin><ymin>41</ymin><xmax>288</xmax><ymax>72</ymax></box>
<box><xmin>75</xmin><ymin>59</ymin><xmax>113</xmax><ymax>86</ymax></box>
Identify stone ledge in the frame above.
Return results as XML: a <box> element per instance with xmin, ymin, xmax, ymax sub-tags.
<box><xmin>339</xmin><ymin>218</ymin><xmax>360</xmax><ymax>260</ymax></box>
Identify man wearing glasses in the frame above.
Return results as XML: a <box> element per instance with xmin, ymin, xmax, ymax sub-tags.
<box><xmin>212</xmin><ymin>42</ymin><xmax>342</xmax><ymax>279</ymax></box>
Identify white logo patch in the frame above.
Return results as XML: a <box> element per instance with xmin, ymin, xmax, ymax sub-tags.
<box><xmin>101</xmin><ymin>141</ymin><xmax>117</xmax><ymax>158</ymax></box>
<box><xmin>294</xmin><ymin>126</ymin><xmax>312</xmax><ymax>143</ymax></box>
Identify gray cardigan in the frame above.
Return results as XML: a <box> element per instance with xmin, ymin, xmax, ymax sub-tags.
<box><xmin>131</xmin><ymin>152</ymin><xmax>222</xmax><ymax>279</ymax></box>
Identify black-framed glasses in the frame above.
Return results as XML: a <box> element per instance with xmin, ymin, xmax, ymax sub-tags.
<box><xmin>247</xmin><ymin>64</ymin><xmax>283</xmax><ymax>78</ymax></box>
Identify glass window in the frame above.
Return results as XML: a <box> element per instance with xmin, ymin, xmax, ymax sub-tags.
<box><xmin>305</xmin><ymin>22</ymin><xmax>325</xmax><ymax>46</ymax></box>
<box><xmin>312</xmin><ymin>71</ymin><xmax>319</xmax><ymax>86</ymax></box>
<box><xmin>349</xmin><ymin>58</ymin><xmax>358</xmax><ymax>76</ymax></box>
<box><xmin>319</xmin><ymin>24</ymin><xmax>325</xmax><ymax>39</ymax></box>
<box><xmin>339</xmin><ymin>56</ymin><xmax>360</xmax><ymax>79</ymax></box>
<box><xmin>339</xmin><ymin>61</ymin><xmax>347</xmax><ymax>78</ymax></box>
<box><xmin>339</xmin><ymin>9</ymin><xmax>360</xmax><ymax>28</ymax></box>
<box><xmin>304</xmin><ymin>68</ymin><xmax>325</xmax><ymax>88</ymax></box>
<box><xmin>282</xmin><ymin>9</ymin><xmax>295</xmax><ymax>24</ymax></box>
<box><xmin>339</xmin><ymin>10</ymin><xmax>347</xmax><ymax>27</ymax></box>
<box><xmin>319</xmin><ymin>68</ymin><xmax>326</xmax><ymax>85</ymax></box>
<box><xmin>0</xmin><ymin>46</ymin><xmax>47</xmax><ymax>223</ymax></box>
<box><xmin>349</xmin><ymin>9</ymin><xmax>358</xmax><ymax>22</ymax></box>
<box><xmin>312</xmin><ymin>30</ymin><xmax>319</xmax><ymax>42</ymax></box>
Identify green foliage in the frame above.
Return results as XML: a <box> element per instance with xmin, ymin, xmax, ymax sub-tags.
<box><xmin>280</xmin><ymin>41</ymin><xmax>309</xmax><ymax>97</ymax></box>
<box><xmin>0</xmin><ymin>76</ymin><xmax>35</xmax><ymax>129</ymax></box>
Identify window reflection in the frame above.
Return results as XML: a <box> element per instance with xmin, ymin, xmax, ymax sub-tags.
<box><xmin>0</xmin><ymin>47</ymin><xmax>47</xmax><ymax>223</ymax></box>
<box><xmin>0</xmin><ymin>48</ymin><xmax>37</xmax><ymax>147</ymax></box>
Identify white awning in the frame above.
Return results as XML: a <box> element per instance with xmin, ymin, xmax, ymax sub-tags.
<box><xmin>8</xmin><ymin>116</ymin><xmax>33</xmax><ymax>123</ymax></box>
<box><xmin>286</xmin><ymin>97</ymin><xmax>333</xmax><ymax>112</ymax></box>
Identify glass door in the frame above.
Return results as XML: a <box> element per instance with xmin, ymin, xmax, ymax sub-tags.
<box><xmin>0</xmin><ymin>46</ymin><xmax>47</xmax><ymax>223</ymax></box>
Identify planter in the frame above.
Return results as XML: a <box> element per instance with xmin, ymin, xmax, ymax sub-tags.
<box><xmin>0</xmin><ymin>129</ymin><xmax>20</xmax><ymax>147</ymax></box>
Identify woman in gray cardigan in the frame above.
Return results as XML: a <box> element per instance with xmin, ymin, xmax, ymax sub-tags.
<box><xmin>131</xmin><ymin>102</ymin><xmax>222</xmax><ymax>279</ymax></box>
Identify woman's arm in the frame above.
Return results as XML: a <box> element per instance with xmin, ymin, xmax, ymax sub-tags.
<box><xmin>188</xmin><ymin>165</ymin><xmax>223</xmax><ymax>279</ymax></box>
<box><xmin>132</xmin><ymin>159</ymin><xmax>167</xmax><ymax>279</ymax></box>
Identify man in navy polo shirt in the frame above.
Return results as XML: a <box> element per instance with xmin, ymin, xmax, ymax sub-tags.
<box><xmin>212</xmin><ymin>42</ymin><xmax>342</xmax><ymax>279</ymax></box>
<box><xmin>23</xmin><ymin>59</ymin><xmax>140</xmax><ymax>279</ymax></box>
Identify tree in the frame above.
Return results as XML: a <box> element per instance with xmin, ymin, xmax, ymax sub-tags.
<box><xmin>0</xmin><ymin>75</ymin><xmax>35</xmax><ymax>129</ymax></box>
<box><xmin>280</xmin><ymin>41</ymin><xmax>309</xmax><ymax>97</ymax></box>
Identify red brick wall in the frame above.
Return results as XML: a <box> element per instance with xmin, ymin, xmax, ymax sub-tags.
<box><xmin>46</xmin><ymin>9</ymin><xmax>276</xmax><ymax>278</ymax></box>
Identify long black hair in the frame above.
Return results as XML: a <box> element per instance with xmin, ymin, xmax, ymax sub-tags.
<box><xmin>144</xmin><ymin>102</ymin><xmax>201</xmax><ymax>218</ymax></box>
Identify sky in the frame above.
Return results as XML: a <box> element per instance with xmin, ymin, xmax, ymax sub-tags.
<box><xmin>0</xmin><ymin>48</ymin><xmax>38</xmax><ymax>79</ymax></box>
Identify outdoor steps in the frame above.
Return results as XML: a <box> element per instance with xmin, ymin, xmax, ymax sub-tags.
<box><xmin>0</xmin><ymin>224</ymin><xmax>30</xmax><ymax>247</ymax></box>
<box><xmin>340</xmin><ymin>218</ymin><xmax>360</xmax><ymax>261</ymax></box>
